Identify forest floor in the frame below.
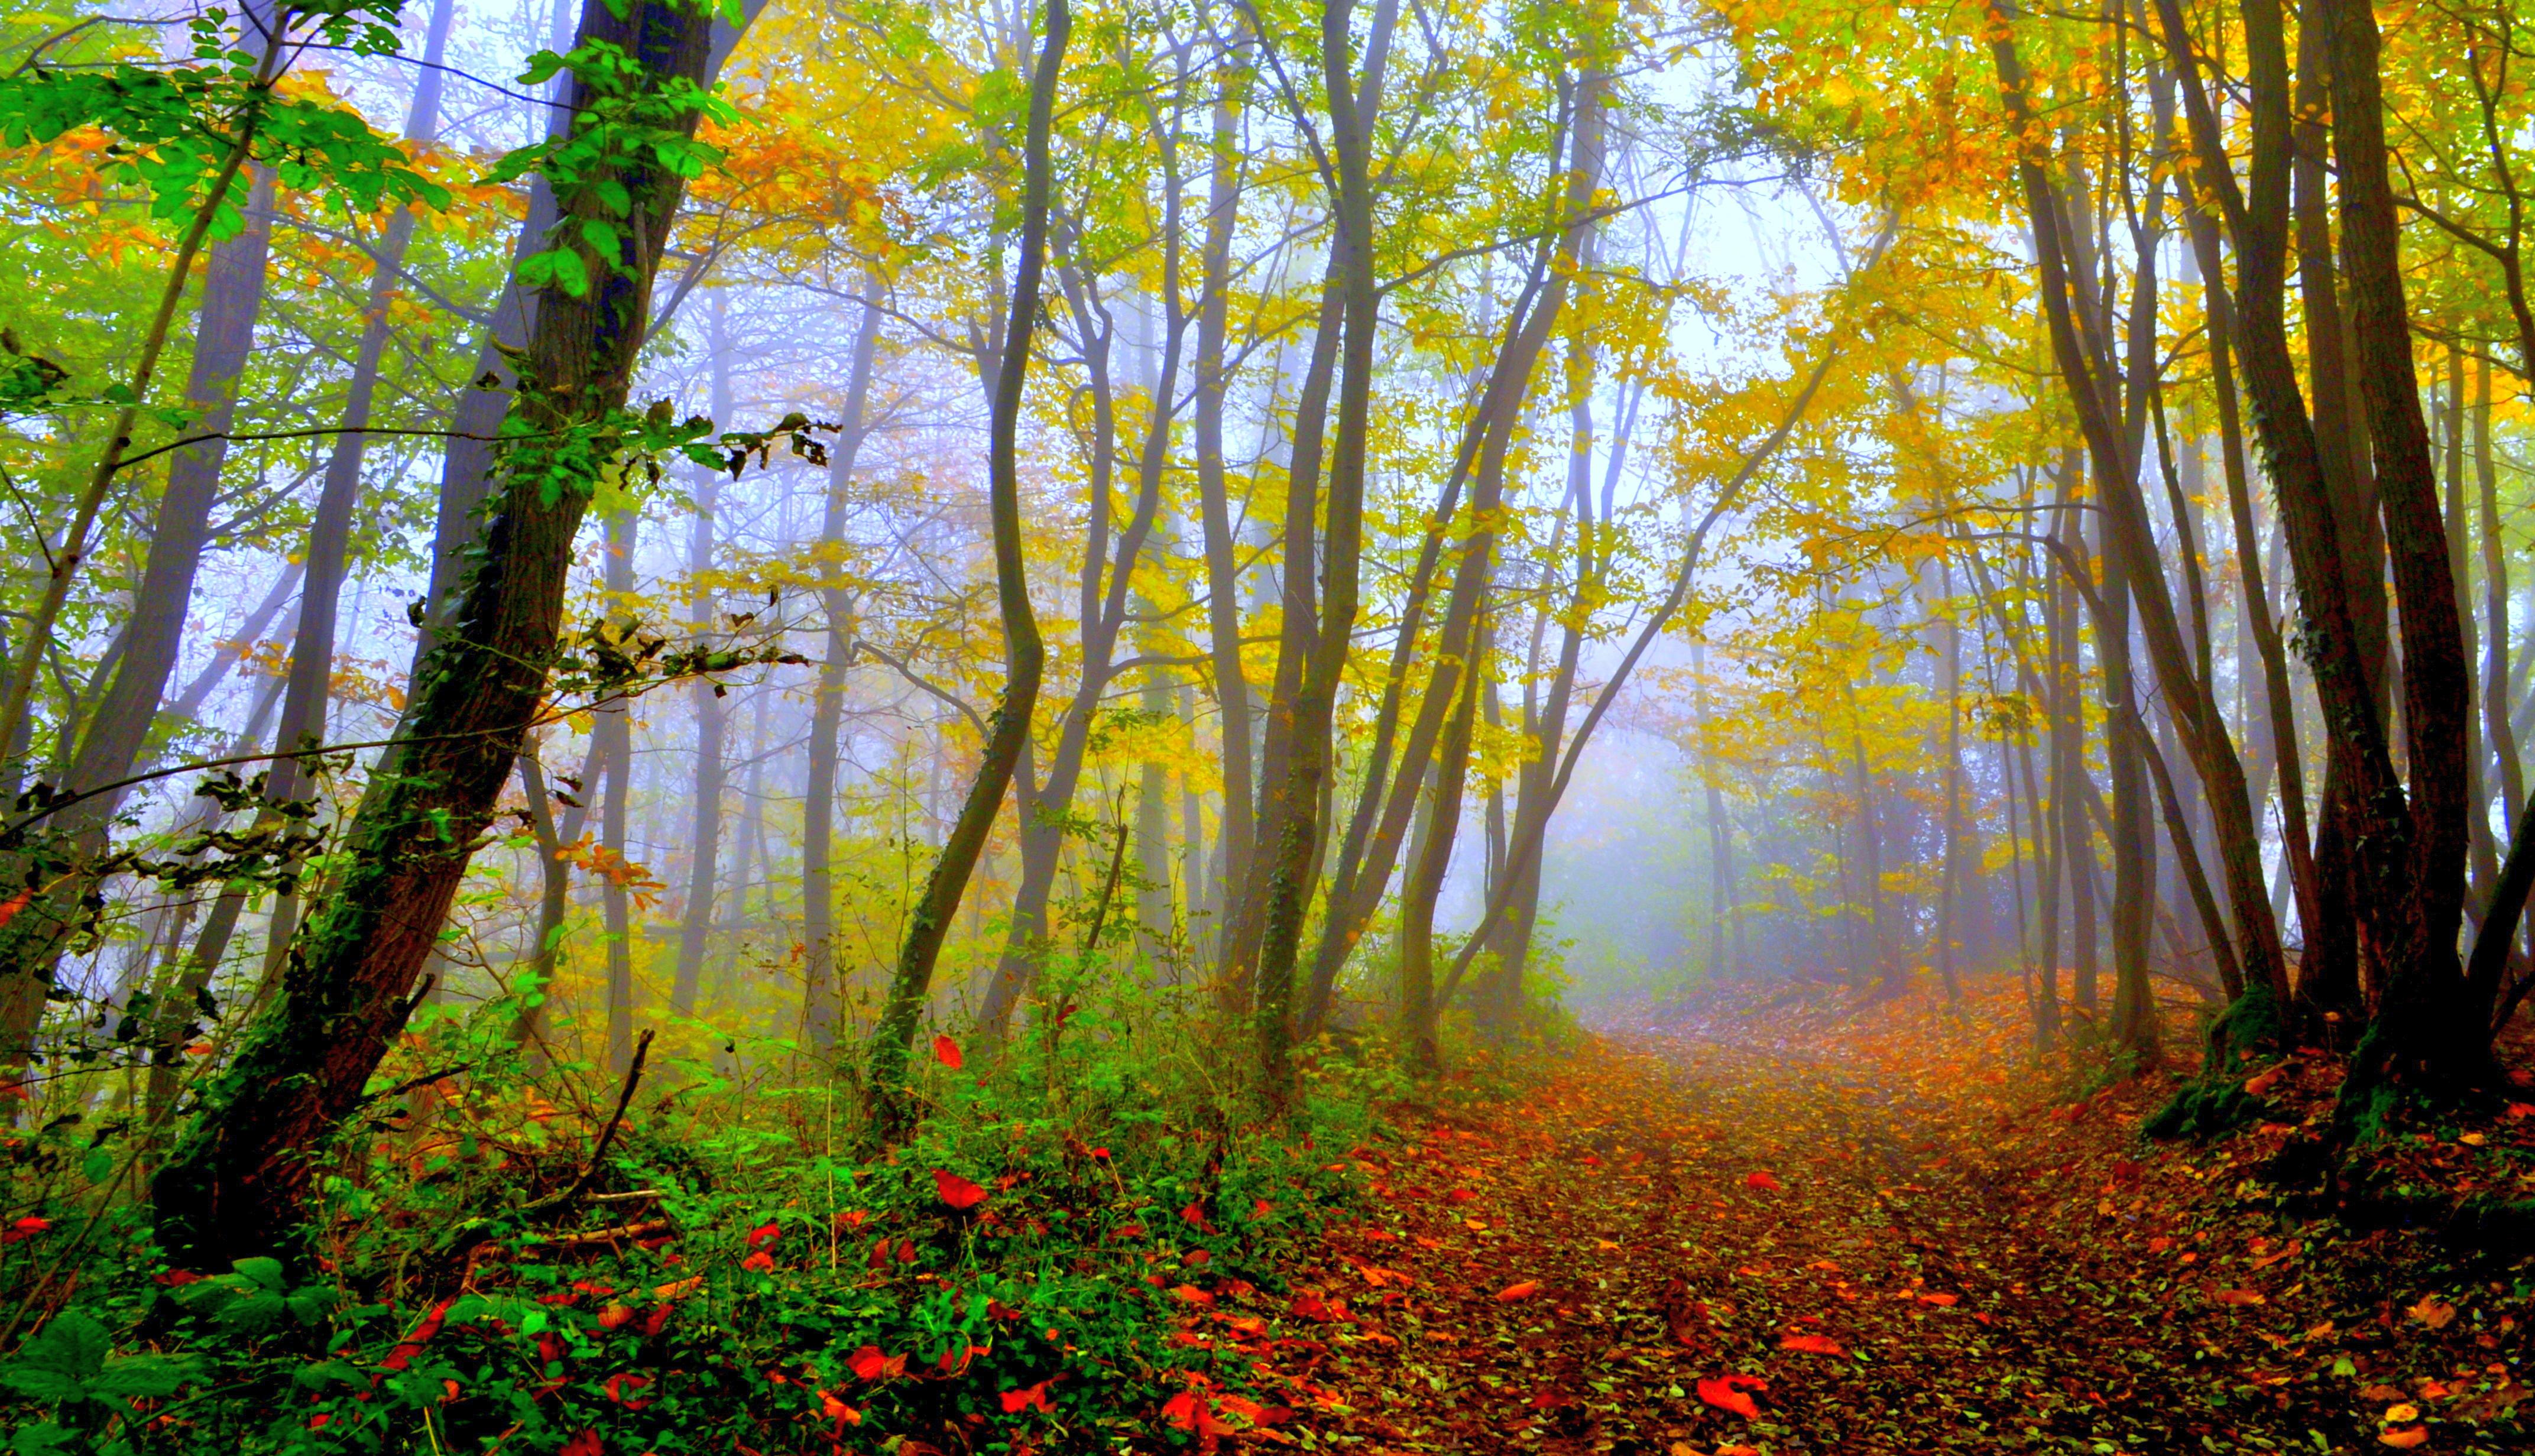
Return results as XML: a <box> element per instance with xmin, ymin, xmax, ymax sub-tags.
<box><xmin>1203</xmin><ymin>982</ymin><xmax>2534</xmax><ymax>1456</ymax></box>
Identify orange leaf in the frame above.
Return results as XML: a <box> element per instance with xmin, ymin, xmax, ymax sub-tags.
<box><xmin>741</xmin><ymin>1250</ymin><xmax>775</xmax><ymax>1272</ymax></box>
<box><xmin>1495</xmin><ymin>1280</ymin><xmax>1542</xmax><ymax>1302</ymax></box>
<box><xmin>2378</xmin><ymin>1428</ymin><xmax>2430</xmax><ymax>1449</ymax></box>
<box><xmin>1918</xmin><ymin>1292</ymin><xmax>1959</xmax><ymax>1307</ymax></box>
<box><xmin>1171</xmin><ymin>1283</ymin><xmax>1216</xmax><ymax>1306</ymax></box>
<box><xmin>2408</xmin><ymin>1296</ymin><xmax>2457</xmax><ymax>1330</ymax></box>
<box><xmin>559</xmin><ymin>1432</ymin><xmax>602</xmax><ymax>1456</ymax></box>
<box><xmin>847</xmin><ymin>1345</ymin><xmax>906</xmax><ymax>1381</ymax></box>
<box><xmin>1697</xmin><ymin>1373</ymin><xmax>1767</xmax><ymax>1418</ymax></box>
<box><xmin>2213</xmin><ymin>1288</ymin><xmax>2265</xmax><ymax>1306</ymax></box>
<box><xmin>0</xmin><ymin>890</ymin><xmax>28</xmax><ymax>933</ymax></box>
<box><xmin>747</xmin><ymin>1220</ymin><xmax>781</xmax><ymax>1249</ymax></box>
<box><xmin>1780</xmin><ymin>1332</ymin><xmax>1846</xmax><ymax>1354</ymax></box>
<box><xmin>1745</xmin><ymin>1170</ymin><xmax>1783</xmax><ymax>1192</ymax></box>
<box><xmin>819</xmin><ymin>1390</ymin><xmax>863</xmax><ymax>1423</ymax></box>
<box><xmin>933</xmin><ymin>1169</ymin><xmax>987</xmax><ymax>1211</ymax></box>
<box><xmin>932</xmin><ymin>1034</ymin><xmax>962</xmax><ymax>1069</ymax></box>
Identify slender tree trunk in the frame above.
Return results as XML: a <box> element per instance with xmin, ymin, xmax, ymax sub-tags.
<box><xmin>1938</xmin><ymin>557</ymin><xmax>1965</xmax><ymax>1001</ymax></box>
<box><xmin>1398</xmin><ymin>612</ymin><xmax>1486</xmax><ymax>1071</ymax></box>
<box><xmin>1191</xmin><ymin>34</ymin><xmax>1254</xmax><ymax>933</ymax></box>
<box><xmin>599</xmin><ymin>514</ymin><xmax>638</xmax><ymax>1074</ymax></box>
<box><xmin>672</xmin><ymin>293</ymin><xmax>733</xmax><ymax>1019</ymax></box>
<box><xmin>153</xmin><ymin>0</ymin><xmax>722</xmax><ymax>1262</ymax></box>
<box><xmin>802</xmin><ymin>283</ymin><xmax>883</xmax><ymax>1054</ymax></box>
<box><xmin>865</xmin><ymin>0</ymin><xmax>1065</xmax><ymax>1133</ymax></box>
<box><xmin>1248</xmin><ymin>0</ymin><xmax>1390</xmax><ymax>1097</ymax></box>
<box><xmin>2477</xmin><ymin>359</ymin><xmax>2523</xmax><ymax>841</ymax></box>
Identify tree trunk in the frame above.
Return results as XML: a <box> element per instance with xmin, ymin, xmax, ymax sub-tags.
<box><xmin>599</xmin><ymin>513</ymin><xmax>638</xmax><ymax>1075</ymax></box>
<box><xmin>672</xmin><ymin>293</ymin><xmax>734</xmax><ymax>1019</ymax></box>
<box><xmin>865</xmin><ymin>0</ymin><xmax>1065</xmax><ymax>1133</ymax></box>
<box><xmin>2323</xmin><ymin>0</ymin><xmax>2478</xmax><ymax>1083</ymax></box>
<box><xmin>152</xmin><ymin>0</ymin><xmax>722</xmax><ymax>1264</ymax></box>
<box><xmin>802</xmin><ymin>282</ymin><xmax>883</xmax><ymax>1054</ymax></box>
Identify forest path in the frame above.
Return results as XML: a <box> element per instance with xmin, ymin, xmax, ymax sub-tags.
<box><xmin>1266</xmin><ymin>989</ymin><xmax>2369</xmax><ymax>1455</ymax></box>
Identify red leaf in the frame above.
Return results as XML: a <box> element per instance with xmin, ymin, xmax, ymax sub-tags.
<box><xmin>1290</xmin><ymin>1290</ymin><xmax>1350</xmax><ymax>1323</ymax></box>
<box><xmin>559</xmin><ymin>1432</ymin><xmax>603</xmax><ymax>1456</ymax></box>
<box><xmin>746</xmin><ymin>1220</ymin><xmax>781</xmax><ymax>1249</ymax></box>
<box><xmin>0</xmin><ymin>890</ymin><xmax>29</xmax><ymax>934</ymax></box>
<box><xmin>819</xmin><ymin>1390</ymin><xmax>863</xmax><ymax>1423</ymax></box>
<box><xmin>602</xmin><ymin>1372</ymin><xmax>653</xmax><ymax>1410</ymax></box>
<box><xmin>741</xmin><ymin>1249</ymin><xmax>775</xmax><ymax>1272</ymax></box>
<box><xmin>933</xmin><ymin>1168</ymin><xmax>987</xmax><ymax>1210</ymax></box>
<box><xmin>1697</xmin><ymin>1373</ymin><xmax>1767</xmax><ymax>1419</ymax></box>
<box><xmin>1779</xmin><ymin>1332</ymin><xmax>1845</xmax><ymax>1355</ymax></box>
<box><xmin>1918</xmin><ymin>1291</ymin><xmax>1959</xmax><ymax>1307</ymax></box>
<box><xmin>932</xmin><ymin>1034</ymin><xmax>962</xmax><ymax>1069</ymax></box>
<box><xmin>1180</xmin><ymin>1200</ymin><xmax>1213</xmax><ymax>1231</ymax></box>
<box><xmin>379</xmin><ymin>1299</ymin><xmax>455</xmax><ymax>1373</ymax></box>
<box><xmin>1494</xmin><ymin>1280</ymin><xmax>1542</xmax><ymax>1303</ymax></box>
<box><xmin>1170</xmin><ymin>1283</ymin><xmax>1216</xmax><ymax>1306</ymax></box>
<box><xmin>1745</xmin><ymin>1170</ymin><xmax>1783</xmax><ymax>1192</ymax></box>
<box><xmin>847</xmin><ymin>1345</ymin><xmax>906</xmax><ymax>1381</ymax></box>
<box><xmin>2</xmin><ymin>1217</ymin><xmax>50</xmax><ymax>1246</ymax></box>
<box><xmin>1000</xmin><ymin>1379</ymin><xmax>1053</xmax><ymax>1413</ymax></box>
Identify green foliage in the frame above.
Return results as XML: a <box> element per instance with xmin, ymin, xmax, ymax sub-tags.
<box><xmin>0</xmin><ymin>985</ymin><xmax>1390</xmax><ymax>1454</ymax></box>
<box><xmin>0</xmin><ymin>6</ymin><xmax>445</xmax><ymax>238</ymax></box>
<box><xmin>493</xmin><ymin>40</ymin><xmax>738</xmax><ymax>300</ymax></box>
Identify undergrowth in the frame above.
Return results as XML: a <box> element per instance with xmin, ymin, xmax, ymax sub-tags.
<box><xmin>0</xmin><ymin>975</ymin><xmax>1415</xmax><ymax>1455</ymax></box>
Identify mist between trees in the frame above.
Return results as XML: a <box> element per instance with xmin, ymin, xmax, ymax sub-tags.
<box><xmin>0</xmin><ymin>0</ymin><xmax>2528</xmax><ymax>1445</ymax></box>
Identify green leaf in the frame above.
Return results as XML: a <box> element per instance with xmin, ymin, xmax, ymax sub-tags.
<box><xmin>578</xmin><ymin>217</ymin><xmax>622</xmax><ymax>259</ymax></box>
<box><xmin>80</xmin><ymin>1148</ymin><xmax>114</xmax><ymax>1186</ymax></box>
<box><xmin>518</xmin><ymin>249</ymin><xmax>591</xmax><ymax>299</ymax></box>
<box><xmin>87</xmin><ymin>1355</ymin><xmax>193</xmax><ymax>1400</ymax></box>
<box><xmin>231</xmin><ymin>1256</ymin><xmax>285</xmax><ymax>1291</ymax></box>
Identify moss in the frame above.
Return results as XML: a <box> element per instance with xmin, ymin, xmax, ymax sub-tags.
<box><xmin>2142</xmin><ymin>985</ymin><xmax>2281</xmax><ymax>1142</ymax></box>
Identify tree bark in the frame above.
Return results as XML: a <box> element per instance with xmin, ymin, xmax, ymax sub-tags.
<box><xmin>671</xmin><ymin>292</ymin><xmax>733</xmax><ymax>1019</ymax></box>
<box><xmin>802</xmin><ymin>281</ymin><xmax>883</xmax><ymax>1055</ymax></box>
<box><xmin>152</xmin><ymin>0</ymin><xmax>723</xmax><ymax>1263</ymax></box>
<box><xmin>865</xmin><ymin>0</ymin><xmax>1065</xmax><ymax>1133</ymax></box>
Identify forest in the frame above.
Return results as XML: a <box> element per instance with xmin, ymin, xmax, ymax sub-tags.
<box><xmin>0</xmin><ymin>0</ymin><xmax>2530</xmax><ymax>1449</ymax></box>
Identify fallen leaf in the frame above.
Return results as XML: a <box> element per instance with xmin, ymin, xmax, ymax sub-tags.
<box><xmin>2379</xmin><ymin>1428</ymin><xmax>2430</xmax><ymax>1449</ymax></box>
<box><xmin>2214</xmin><ymin>1288</ymin><xmax>2266</xmax><ymax>1306</ymax></box>
<box><xmin>2384</xmin><ymin>1403</ymin><xmax>2420</xmax><ymax>1423</ymax></box>
<box><xmin>2244</xmin><ymin>1066</ymin><xmax>2285</xmax><ymax>1096</ymax></box>
<box><xmin>1745</xmin><ymin>1170</ymin><xmax>1783</xmax><ymax>1192</ymax></box>
<box><xmin>932</xmin><ymin>1034</ymin><xmax>962</xmax><ymax>1069</ymax></box>
<box><xmin>1696</xmin><ymin>1373</ymin><xmax>1767</xmax><ymax>1418</ymax></box>
<box><xmin>2409</xmin><ymin>1296</ymin><xmax>2458</xmax><ymax>1330</ymax></box>
<box><xmin>1917</xmin><ymin>1292</ymin><xmax>1959</xmax><ymax>1307</ymax></box>
<box><xmin>933</xmin><ymin>1168</ymin><xmax>987</xmax><ymax>1211</ymax></box>
<box><xmin>1780</xmin><ymin>1332</ymin><xmax>1846</xmax><ymax>1354</ymax></box>
<box><xmin>1495</xmin><ymin>1280</ymin><xmax>1542</xmax><ymax>1302</ymax></box>
<box><xmin>1001</xmin><ymin>1380</ymin><xmax>1053</xmax><ymax>1413</ymax></box>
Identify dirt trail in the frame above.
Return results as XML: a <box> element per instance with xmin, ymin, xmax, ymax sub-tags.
<box><xmin>1257</xmin><ymin>993</ymin><xmax>2421</xmax><ymax>1455</ymax></box>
